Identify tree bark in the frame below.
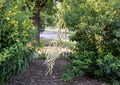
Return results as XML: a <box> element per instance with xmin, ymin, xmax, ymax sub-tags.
<box><xmin>32</xmin><ymin>0</ymin><xmax>48</xmax><ymax>44</ymax></box>
<box><xmin>33</xmin><ymin>7</ymin><xmax>41</xmax><ymax>43</ymax></box>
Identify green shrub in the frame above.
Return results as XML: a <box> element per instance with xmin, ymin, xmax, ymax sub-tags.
<box><xmin>95</xmin><ymin>53</ymin><xmax>120</xmax><ymax>80</ymax></box>
<box><xmin>61</xmin><ymin>0</ymin><xmax>120</xmax><ymax>84</ymax></box>
<box><xmin>0</xmin><ymin>0</ymin><xmax>35</xmax><ymax>84</ymax></box>
<box><xmin>0</xmin><ymin>44</ymin><xmax>34</xmax><ymax>83</ymax></box>
<box><xmin>39</xmin><ymin>53</ymin><xmax>46</xmax><ymax>59</ymax></box>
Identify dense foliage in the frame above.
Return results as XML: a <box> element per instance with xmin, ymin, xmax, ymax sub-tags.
<box><xmin>61</xmin><ymin>0</ymin><xmax>120</xmax><ymax>84</ymax></box>
<box><xmin>40</xmin><ymin>12</ymin><xmax>56</xmax><ymax>31</ymax></box>
<box><xmin>0</xmin><ymin>0</ymin><xmax>35</xmax><ymax>83</ymax></box>
<box><xmin>24</xmin><ymin>0</ymin><xmax>60</xmax><ymax>42</ymax></box>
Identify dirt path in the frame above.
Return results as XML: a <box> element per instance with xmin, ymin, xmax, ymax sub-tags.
<box><xmin>3</xmin><ymin>59</ymin><xmax>110</xmax><ymax>85</ymax></box>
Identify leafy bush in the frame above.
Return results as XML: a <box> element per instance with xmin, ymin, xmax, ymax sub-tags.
<box><xmin>0</xmin><ymin>0</ymin><xmax>35</xmax><ymax>84</ymax></box>
<box><xmin>41</xmin><ymin>13</ymin><xmax>56</xmax><ymax>31</ymax></box>
<box><xmin>61</xmin><ymin>0</ymin><xmax>120</xmax><ymax>84</ymax></box>
<box><xmin>0</xmin><ymin>44</ymin><xmax>34</xmax><ymax>83</ymax></box>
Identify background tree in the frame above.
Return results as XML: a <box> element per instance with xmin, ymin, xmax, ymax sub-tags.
<box><xmin>25</xmin><ymin>0</ymin><xmax>62</xmax><ymax>43</ymax></box>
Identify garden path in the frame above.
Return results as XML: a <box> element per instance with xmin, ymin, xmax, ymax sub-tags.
<box><xmin>4</xmin><ymin>59</ymin><xmax>110</xmax><ymax>85</ymax></box>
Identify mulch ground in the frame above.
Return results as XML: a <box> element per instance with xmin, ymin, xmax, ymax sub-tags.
<box><xmin>3</xmin><ymin>59</ymin><xmax>111</xmax><ymax>85</ymax></box>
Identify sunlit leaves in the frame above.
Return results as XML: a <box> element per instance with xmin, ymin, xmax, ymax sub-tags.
<box><xmin>0</xmin><ymin>0</ymin><xmax>35</xmax><ymax>84</ymax></box>
<box><xmin>61</xmin><ymin>0</ymin><xmax>120</xmax><ymax>83</ymax></box>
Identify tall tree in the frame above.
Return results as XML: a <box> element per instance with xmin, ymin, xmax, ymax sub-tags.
<box><xmin>33</xmin><ymin>0</ymin><xmax>47</xmax><ymax>42</ymax></box>
<box><xmin>25</xmin><ymin>0</ymin><xmax>61</xmax><ymax>43</ymax></box>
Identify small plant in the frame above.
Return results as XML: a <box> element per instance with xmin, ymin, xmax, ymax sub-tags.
<box><xmin>44</xmin><ymin>45</ymin><xmax>63</xmax><ymax>75</ymax></box>
<box><xmin>39</xmin><ymin>53</ymin><xmax>46</xmax><ymax>59</ymax></box>
<box><xmin>44</xmin><ymin>5</ymin><xmax>70</xmax><ymax>76</ymax></box>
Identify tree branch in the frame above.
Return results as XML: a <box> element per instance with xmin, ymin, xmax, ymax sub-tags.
<box><xmin>40</xmin><ymin>0</ymin><xmax>48</xmax><ymax>8</ymax></box>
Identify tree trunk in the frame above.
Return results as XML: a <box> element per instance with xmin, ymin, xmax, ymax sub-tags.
<box><xmin>33</xmin><ymin>7</ymin><xmax>41</xmax><ymax>44</ymax></box>
<box><xmin>32</xmin><ymin>0</ymin><xmax>47</xmax><ymax>44</ymax></box>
